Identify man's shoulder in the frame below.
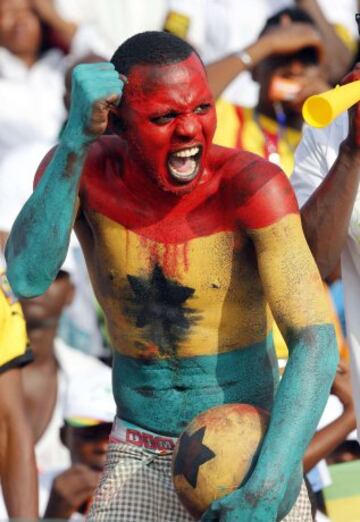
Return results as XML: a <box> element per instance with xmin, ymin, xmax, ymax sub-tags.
<box><xmin>210</xmin><ymin>146</ymin><xmax>298</xmax><ymax>229</ymax></box>
<box><xmin>211</xmin><ymin>146</ymin><xmax>284</xmax><ymax>196</ymax></box>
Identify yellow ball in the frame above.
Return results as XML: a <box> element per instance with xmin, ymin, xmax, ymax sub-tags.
<box><xmin>172</xmin><ymin>403</ymin><xmax>269</xmax><ymax>519</ymax></box>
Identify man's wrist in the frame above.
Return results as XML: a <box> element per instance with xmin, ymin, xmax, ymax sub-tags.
<box><xmin>236</xmin><ymin>50</ymin><xmax>254</xmax><ymax>70</ymax></box>
<box><xmin>61</xmin><ymin>124</ymin><xmax>95</xmax><ymax>151</ymax></box>
<box><xmin>44</xmin><ymin>489</ymin><xmax>74</xmax><ymax>519</ymax></box>
<box><xmin>340</xmin><ymin>139</ymin><xmax>360</xmax><ymax>159</ymax></box>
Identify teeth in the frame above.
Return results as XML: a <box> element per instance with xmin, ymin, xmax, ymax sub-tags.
<box><xmin>173</xmin><ymin>147</ymin><xmax>199</xmax><ymax>158</ymax></box>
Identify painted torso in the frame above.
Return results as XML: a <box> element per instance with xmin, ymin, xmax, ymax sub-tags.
<box><xmin>75</xmin><ymin>137</ymin><xmax>294</xmax><ymax>435</ymax></box>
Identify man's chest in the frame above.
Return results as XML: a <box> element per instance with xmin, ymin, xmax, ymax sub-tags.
<box><xmin>78</xmin><ymin>211</ymin><xmax>267</xmax><ymax>357</ymax></box>
<box><xmin>85</xmin><ymin>210</ymin><xmax>244</xmax><ymax>296</ymax></box>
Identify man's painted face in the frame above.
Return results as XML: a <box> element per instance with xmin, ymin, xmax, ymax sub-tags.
<box><xmin>118</xmin><ymin>53</ymin><xmax>217</xmax><ymax>194</ymax></box>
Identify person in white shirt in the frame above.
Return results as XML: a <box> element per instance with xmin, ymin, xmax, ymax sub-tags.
<box><xmin>164</xmin><ymin>0</ymin><xmax>357</xmax><ymax>106</ymax></box>
<box><xmin>291</xmin><ymin>63</ymin><xmax>360</xmax><ymax>440</ymax></box>
<box><xmin>54</xmin><ymin>0</ymin><xmax>169</xmax><ymax>59</ymax></box>
<box><xmin>40</xmin><ymin>365</ymin><xmax>115</xmax><ymax>520</ymax></box>
<box><xmin>0</xmin><ymin>0</ymin><xmax>107</xmax><ymax>252</ymax></box>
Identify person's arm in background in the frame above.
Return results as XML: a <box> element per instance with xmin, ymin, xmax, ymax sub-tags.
<box><xmin>304</xmin><ymin>359</ymin><xmax>356</xmax><ymax>472</ymax></box>
<box><xmin>206</xmin><ymin>21</ymin><xmax>324</xmax><ymax>100</ymax></box>
<box><xmin>0</xmin><ymin>368</ymin><xmax>38</xmax><ymax>519</ymax></box>
<box><xmin>296</xmin><ymin>0</ymin><xmax>355</xmax><ymax>83</ymax></box>
<box><xmin>31</xmin><ymin>0</ymin><xmax>77</xmax><ymax>48</ymax></box>
<box><xmin>44</xmin><ymin>464</ymin><xmax>101</xmax><ymax>519</ymax></box>
<box><xmin>5</xmin><ymin>63</ymin><xmax>124</xmax><ymax>297</ymax></box>
<box><xmin>296</xmin><ymin>66</ymin><xmax>360</xmax><ymax>279</ymax></box>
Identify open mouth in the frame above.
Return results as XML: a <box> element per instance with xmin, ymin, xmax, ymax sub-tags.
<box><xmin>167</xmin><ymin>146</ymin><xmax>202</xmax><ymax>183</ymax></box>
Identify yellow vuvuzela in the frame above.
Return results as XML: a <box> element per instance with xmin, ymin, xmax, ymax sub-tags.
<box><xmin>302</xmin><ymin>80</ymin><xmax>360</xmax><ymax>128</ymax></box>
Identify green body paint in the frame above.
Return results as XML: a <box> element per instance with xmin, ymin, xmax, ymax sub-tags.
<box><xmin>6</xmin><ymin>62</ymin><xmax>124</xmax><ymax>297</ymax></box>
<box><xmin>4</xmin><ymin>56</ymin><xmax>338</xmax><ymax>522</ymax></box>
<box><xmin>113</xmin><ymin>333</ymin><xmax>278</xmax><ymax>436</ymax></box>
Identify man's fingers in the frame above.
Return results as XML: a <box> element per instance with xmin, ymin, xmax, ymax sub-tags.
<box><xmin>340</xmin><ymin>63</ymin><xmax>360</xmax><ymax>85</ymax></box>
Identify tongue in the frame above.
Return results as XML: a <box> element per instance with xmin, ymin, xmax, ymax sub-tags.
<box><xmin>169</xmin><ymin>155</ymin><xmax>194</xmax><ymax>174</ymax></box>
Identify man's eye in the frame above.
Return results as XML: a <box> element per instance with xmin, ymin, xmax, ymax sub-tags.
<box><xmin>150</xmin><ymin>112</ymin><xmax>178</xmax><ymax>125</ymax></box>
<box><xmin>194</xmin><ymin>103</ymin><xmax>212</xmax><ymax>114</ymax></box>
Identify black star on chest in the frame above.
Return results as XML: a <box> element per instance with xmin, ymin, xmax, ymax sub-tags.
<box><xmin>173</xmin><ymin>426</ymin><xmax>216</xmax><ymax>488</ymax></box>
<box><xmin>125</xmin><ymin>264</ymin><xmax>199</xmax><ymax>356</ymax></box>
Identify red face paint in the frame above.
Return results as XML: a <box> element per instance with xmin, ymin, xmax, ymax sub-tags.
<box><xmin>117</xmin><ymin>53</ymin><xmax>217</xmax><ymax>195</ymax></box>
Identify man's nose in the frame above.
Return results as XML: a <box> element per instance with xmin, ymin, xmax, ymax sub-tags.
<box><xmin>94</xmin><ymin>438</ymin><xmax>109</xmax><ymax>454</ymax></box>
<box><xmin>289</xmin><ymin>60</ymin><xmax>306</xmax><ymax>76</ymax></box>
<box><xmin>174</xmin><ymin>114</ymin><xmax>200</xmax><ymax>140</ymax></box>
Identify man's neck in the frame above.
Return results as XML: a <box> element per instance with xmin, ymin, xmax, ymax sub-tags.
<box><xmin>14</xmin><ymin>51</ymin><xmax>39</xmax><ymax>69</ymax></box>
<box><xmin>27</xmin><ymin>327</ymin><xmax>58</xmax><ymax>367</ymax></box>
<box><xmin>121</xmin><ymin>156</ymin><xmax>218</xmax><ymax>218</ymax></box>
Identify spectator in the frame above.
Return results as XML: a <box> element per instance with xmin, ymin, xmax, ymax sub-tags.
<box><xmin>0</xmin><ymin>269</ymin><xmax>37</xmax><ymax>518</ymax></box>
<box><xmin>213</xmin><ymin>7</ymin><xmax>329</xmax><ymax>176</ymax></box>
<box><xmin>55</xmin><ymin>0</ymin><xmax>168</xmax><ymax>58</ymax></box>
<box><xmin>0</xmin><ymin>264</ymin><xmax>113</xmax><ymax>519</ymax></box>
<box><xmin>41</xmin><ymin>365</ymin><xmax>115</xmax><ymax>519</ymax></box>
<box><xmin>0</xmin><ymin>0</ymin><xmax>108</xmax><ymax>254</ymax></box>
<box><xmin>291</xmin><ymin>62</ymin><xmax>360</xmax><ymax>439</ymax></box>
<box><xmin>165</xmin><ymin>0</ymin><xmax>357</xmax><ymax>107</ymax></box>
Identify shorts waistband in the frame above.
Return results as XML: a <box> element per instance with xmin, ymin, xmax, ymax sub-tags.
<box><xmin>110</xmin><ymin>417</ymin><xmax>178</xmax><ymax>455</ymax></box>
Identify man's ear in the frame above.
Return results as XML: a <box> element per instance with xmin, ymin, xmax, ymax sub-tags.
<box><xmin>251</xmin><ymin>64</ymin><xmax>259</xmax><ymax>83</ymax></box>
<box><xmin>60</xmin><ymin>425</ymin><xmax>69</xmax><ymax>449</ymax></box>
<box><xmin>108</xmin><ymin>111</ymin><xmax>126</xmax><ymax>135</ymax></box>
<box><xmin>65</xmin><ymin>280</ymin><xmax>75</xmax><ymax>307</ymax></box>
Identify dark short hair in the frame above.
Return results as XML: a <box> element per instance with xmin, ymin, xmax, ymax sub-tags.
<box><xmin>111</xmin><ymin>31</ymin><xmax>202</xmax><ymax>75</ymax></box>
<box><xmin>260</xmin><ymin>7</ymin><xmax>315</xmax><ymax>37</ymax></box>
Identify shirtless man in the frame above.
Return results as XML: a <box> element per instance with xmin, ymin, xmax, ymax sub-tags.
<box><xmin>6</xmin><ymin>31</ymin><xmax>337</xmax><ymax>521</ymax></box>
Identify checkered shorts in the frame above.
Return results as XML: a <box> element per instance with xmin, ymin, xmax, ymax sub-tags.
<box><xmin>87</xmin><ymin>442</ymin><xmax>313</xmax><ymax>521</ymax></box>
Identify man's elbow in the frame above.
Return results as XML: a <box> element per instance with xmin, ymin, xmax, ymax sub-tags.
<box><xmin>6</xmin><ymin>263</ymin><xmax>50</xmax><ymax>299</ymax></box>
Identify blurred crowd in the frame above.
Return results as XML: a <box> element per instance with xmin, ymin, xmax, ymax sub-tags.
<box><xmin>0</xmin><ymin>0</ymin><xmax>360</xmax><ymax>521</ymax></box>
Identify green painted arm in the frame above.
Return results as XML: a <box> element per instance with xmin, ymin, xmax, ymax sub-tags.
<box><xmin>6</xmin><ymin>63</ymin><xmax>123</xmax><ymax>297</ymax></box>
<box><xmin>203</xmin><ymin>215</ymin><xmax>338</xmax><ymax>521</ymax></box>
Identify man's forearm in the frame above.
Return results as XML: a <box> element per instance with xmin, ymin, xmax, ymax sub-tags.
<box><xmin>206</xmin><ymin>38</ymin><xmax>270</xmax><ymax>100</ymax></box>
<box><xmin>0</xmin><ymin>370</ymin><xmax>38</xmax><ymax>519</ymax></box>
<box><xmin>1</xmin><ymin>414</ymin><xmax>38</xmax><ymax>518</ymax></box>
<box><xmin>301</xmin><ymin>143</ymin><xmax>360</xmax><ymax>278</ymax></box>
<box><xmin>6</xmin><ymin>137</ymin><xmax>88</xmax><ymax>297</ymax></box>
<box><xmin>247</xmin><ymin>324</ymin><xmax>338</xmax><ymax>505</ymax></box>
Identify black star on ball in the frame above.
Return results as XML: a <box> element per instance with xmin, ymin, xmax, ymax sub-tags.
<box><xmin>125</xmin><ymin>264</ymin><xmax>200</xmax><ymax>356</ymax></box>
<box><xmin>173</xmin><ymin>426</ymin><xmax>216</xmax><ymax>488</ymax></box>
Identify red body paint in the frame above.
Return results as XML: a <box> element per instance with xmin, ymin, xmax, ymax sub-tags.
<box><xmin>34</xmin><ymin>53</ymin><xmax>298</xmax><ymax>250</ymax></box>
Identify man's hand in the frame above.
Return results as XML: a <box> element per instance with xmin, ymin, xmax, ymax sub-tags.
<box><xmin>341</xmin><ymin>63</ymin><xmax>360</xmax><ymax>149</ymax></box>
<box><xmin>200</xmin><ymin>485</ymin><xmax>280</xmax><ymax>522</ymax></box>
<box><xmin>64</xmin><ymin>62</ymin><xmax>125</xmax><ymax>145</ymax></box>
<box><xmin>290</xmin><ymin>66</ymin><xmax>330</xmax><ymax>111</ymax></box>
<box><xmin>29</xmin><ymin>0</ymin><xmax>78</xmax><ymax>45</ymax></box>
<box><xmin>332</xmin><ymin>359</ymin><xmax>355</xmax><ymax>410</ymax></box>
<box><xmin>201</xmin><ymin>467</ymin><xmax>302</xmax><ymax>522</ymax></box>
<box><xmin>44</xmin><ymin>464</ymin><xmax>102</xmax><ymax>519</ymax></box>
<box><xmin>261</xmin><ymin>22</ymin><xmax>324</xmax><ymax>62</ymax></box>
<box><xmin>30</xmin><ymin>0</ymin><xmax>60</xmax><ymax>24</ymax></box>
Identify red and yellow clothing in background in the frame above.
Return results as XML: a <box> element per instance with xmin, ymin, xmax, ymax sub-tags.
<box><xmin>0</xmin><ymin>271</ymin><xmax>32</xmax><ymax>372</ymax></box>
<box><xmin>214</xmin><ymin>99</ymin><xmax>301</xmax><ymax>177</ymax></box>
